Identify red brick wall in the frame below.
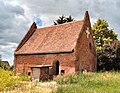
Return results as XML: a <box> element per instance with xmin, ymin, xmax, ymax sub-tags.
<box><xmin>14</xmin><ymin>52</ymin><xmax>76</xmax><ymax>74</ymax></box>
<box><xmin>14</xmin><ymin>28</ymin><xmax>96</xmax><ymax>75</ymax></box>
<box><xmin>75</xmin><ymin>21</ymin><xmax>97</xmax><ymax>72</ymax></box>
<box><xmin>14</xmin><ymin>12</ymin><xmax>96</xmax><ymax>75</ymax></box>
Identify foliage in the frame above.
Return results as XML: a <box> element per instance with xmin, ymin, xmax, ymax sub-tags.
<box><xmin>97</xmin><ymin>42</ymin><xmax>120</xmax><ymax>71</ymax></box>
<box><xmin>0</xmin><ymin>68</ymin><xmax>31</xmax><ymax>92</ymax></box>
<box><xmin>0</xmin><ymin>68</ymin><xmax>19</xmax><ymax>91</ymax></box>
<box><xmin>0</xmin><ymin>54</ymin><xmax>1</xmax><ymax>61</ymax></box>
<box><xmin>54</xmin><ymin>15</ymin><xmax>74</xmax><ymax>25</ymax></box>
<box><xmin>0</xmin><ymin>61</ymin><xmax>11</xmax><ymax>70</ymax></box>
<box><xmin>53</xmin><ymin>72</ymin><xmax>120</xmax><ymax>93</ymax></box>
<box><xmin>92</xmin><ymin>19</ymin><xmax>118</xmax><ymax>51</ymax></box>
<box><xmin>0</xmin><ymin>68</ymin><xmax>54</xmax><ymax>93</ymax></box>
<box><xmin>18</xmin><ymin>73</ymin><xmax>31</xmax><ymax>81</ymax></box>
<box><xmin>9</xmin><ymin>65</ymin><xmax>14</xmax><ymax>71</ymax></box>
<box><xmin>0</xmin><ymin>61</ymin><xmax>4</xmax><ymax>68</ymax></box>
<box><xmin>92</xmin><ymin>19</ymin><xmax>119</xmax><ymax>71</ymax></box>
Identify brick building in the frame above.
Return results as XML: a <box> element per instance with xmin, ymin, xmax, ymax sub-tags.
<box><xmin>14</xmin><ymin>11</ymin><xmax>97</xmax><ymax>77</ymax></box>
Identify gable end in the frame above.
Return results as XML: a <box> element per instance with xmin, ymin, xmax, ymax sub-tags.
<box><xmin>15</xmin><ymin>22</ymin><xmax>37</xmax><ymax>52</ymax></box>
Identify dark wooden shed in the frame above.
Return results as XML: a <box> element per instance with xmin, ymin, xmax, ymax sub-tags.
<box><xmin>31</xmin><ymin>65</ymin><xmax>52</xmax><ymax>81</ymax></box>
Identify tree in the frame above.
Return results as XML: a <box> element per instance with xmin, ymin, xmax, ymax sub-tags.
<box><xmin>92</xmin><ymin>19</ymin><xmax>118</xmax><ymax>51</ymax></box>
<box><xmin>0</xmin><ymin>61</ymin><xmax>4</xmax><ymax>69</ymax></box>
<box><xmin>97</xmin><ymin>42</ymin><xmax>120</xmax><ymax>71</ymax></box>
<box><xmin>0</xmin><ymin>55</ymin><xmax>3</xmax><ymax>68</ymax></box>
<box><xmin>54</xmin><ymin>15</ymin><xmax>74</xmax><ymax>25</ymax></box>
<box><xmin>92</xmin><ymin>19</ymin><xmax>119</xmax><ymax>71</ymax></box>
<box><xmin>66</xmin><ymin>16</ymin><xmax>74</xmax><ymax>22</ymax></box>
<box><xmin>0</xmin><ymin>54</ymin><xmax>1</xmax><ymax>61</ymax></box>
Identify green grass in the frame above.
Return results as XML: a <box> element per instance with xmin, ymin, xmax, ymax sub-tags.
<box><xmin>1</xmin><ymin>68</ymin><xmax>120</xmax><ymax>93</ymax></box>
<box><xmin>53</xmin><ymin>72</ymin><xmax>120</xmax><ymax>93</ymax></box>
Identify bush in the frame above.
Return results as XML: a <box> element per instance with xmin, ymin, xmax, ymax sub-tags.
<box><xmin>0</xmin><ymin>68</ymin><xmax>21</xmax><ymax>91</ymax></box>
<box><xmin>18</xmin><ymin>73</ymin><xmax>31</xmax><ymax>81</ymax></box>
<box><xmin>97</xmin><ymin>43</ymin><xmax>120</xmax><ymax>71</ymax></box>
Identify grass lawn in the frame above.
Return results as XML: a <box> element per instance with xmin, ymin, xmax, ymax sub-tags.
<box><xmin>1</xmin><ymin>68</ymin><xmax>120</xmax><ymax>93</ymax></box>
<box><xmin>53</xmin><ymin>72</ymin><xmax>120</xmax><ymax>93</ymax></box>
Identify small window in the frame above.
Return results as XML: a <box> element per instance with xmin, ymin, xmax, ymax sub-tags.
<box><xmin>61</xmin><ymin>70</ymin><xmax>65</xmax><ymax>75</ymax></box>
<box><xmin>89</xmin><ymin>43</ymin><xmax>92</xmax><ymax>49</ymax></box>
<box><xmin>27</xmin><ymin>72</ymin><xmax>31</xmax><ymax>76</ymax></box>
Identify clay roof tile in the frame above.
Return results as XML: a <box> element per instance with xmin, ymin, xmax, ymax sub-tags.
<box><xmin>15</xmin><ymin>20</ymin><xmax>84</xmax><ymax>55</ymax></box>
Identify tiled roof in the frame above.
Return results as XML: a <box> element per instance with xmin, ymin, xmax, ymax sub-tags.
<box><xmin>15</xmin><ymin>19</ymin><xmax>84</xmax><ymax>55</ymax></box>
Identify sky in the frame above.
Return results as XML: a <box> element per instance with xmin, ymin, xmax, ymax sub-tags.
<box><xmin>0</xmin><ymin>0</ymin><xmax>120</xmax><ymax>65</ymax></box>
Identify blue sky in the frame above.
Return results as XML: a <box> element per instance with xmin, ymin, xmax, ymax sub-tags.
<box><xmin>0</xmin><ymin>0</ymin><xmax>120</xmax><ymax>65</ymax></box>
<box><xmin>33</xmin><ymin>17</ymin><xmax>42</xmax><ymax>26</ymax></box>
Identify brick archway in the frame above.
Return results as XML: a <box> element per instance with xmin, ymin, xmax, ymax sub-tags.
<box><xmin>53</xmin><ymin>60</ymin><xmax>59</xmax><ymax>75</ymax></box>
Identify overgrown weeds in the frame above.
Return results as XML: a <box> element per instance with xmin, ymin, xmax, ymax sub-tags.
<box><xmin>53</xmin><ymin>72</ymin><xmax>120</xmax><ymax>93</ymax></box>
<box><xmin>0</xmin><ymin>68</ymin><xmax>30</xmax><ymax>92</ymax></box>
<box><xmin>0</xmin><ymin>68</ymin><xmax>55</xmax><ymax>93</ymax></box>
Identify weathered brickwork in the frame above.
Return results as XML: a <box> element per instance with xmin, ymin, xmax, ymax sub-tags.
<box><xmin>14</xmin><ymin>52</ymin><xmax>76</xmax><ymax>74</ymax></box>
<box><xmin>75</xmin><ymin>28</ymin><xmax>96</xmax><ymax>72</ymax></box>
<box><xmin>14</xmin><ymin>11</ymin><xmax>97</xmax><ymax>77</ymax></box>
<box><xmin>75</xmin><ymin>13</ymin><xmax>97</xmax><ymax>72</ymax></box>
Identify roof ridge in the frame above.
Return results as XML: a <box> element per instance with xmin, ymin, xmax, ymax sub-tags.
<box><xmin>37</xmin><ymin>20</ymin><xmax>84</xmax><ymax>30</ymax></box>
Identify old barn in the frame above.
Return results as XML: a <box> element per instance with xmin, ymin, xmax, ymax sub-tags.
<box><xmin>14</xmin><ymin>11</ymin><xmax>97</xmax><ymax>80</ymax></box>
